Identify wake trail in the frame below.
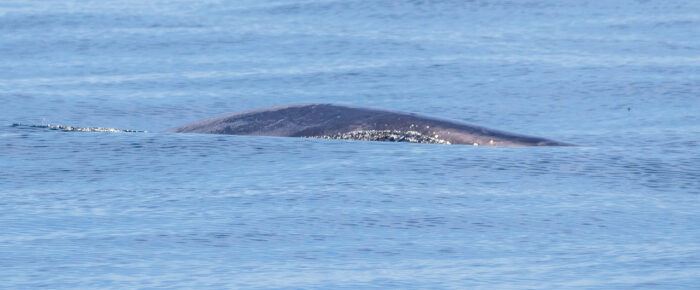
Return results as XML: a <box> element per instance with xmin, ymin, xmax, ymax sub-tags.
<box><xmin>10</xmin><ymin>123</ymin><xmax>146</xmax><ymax>133</ymax></box>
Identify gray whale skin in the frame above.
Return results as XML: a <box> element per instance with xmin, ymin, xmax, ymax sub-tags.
<box><xmin>168</xmin><ymin>104</ymin><xmax>571</xmax><ymax>146</ymax></box>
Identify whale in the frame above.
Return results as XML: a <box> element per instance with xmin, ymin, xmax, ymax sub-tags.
<box><xmin>167</xmin><ymin>104</ymin><xmax>571</xmax><ymax>146</ymax></box>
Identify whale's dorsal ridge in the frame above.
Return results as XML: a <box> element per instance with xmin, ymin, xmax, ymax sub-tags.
<box><xmin>168</xmin><ymin>103</ymin><xmax>572</xmax><ymax>146</ymax></box>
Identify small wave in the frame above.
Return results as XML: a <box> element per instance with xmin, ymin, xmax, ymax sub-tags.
<box><xmin>11</xmin><ymin>123</ymin><xmax>146</xmax><ymax>133</ymax></box>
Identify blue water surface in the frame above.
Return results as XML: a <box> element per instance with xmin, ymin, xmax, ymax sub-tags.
<box><xmin>1</xmin><ymin>0</ymin><xmax>699</xmax><ymax>288</ymax></box>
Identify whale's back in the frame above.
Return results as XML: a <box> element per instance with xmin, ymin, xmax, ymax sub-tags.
<box><xmin>168</xmin><ymin>104</ymin><xmax>571</xmax><ymax>146</ymax></box>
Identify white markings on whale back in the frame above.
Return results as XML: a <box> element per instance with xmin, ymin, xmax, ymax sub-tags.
<box><xmin>309</xmin><ymin>130</ymin><xmax>451</xmax><ymax>145</ymax></box>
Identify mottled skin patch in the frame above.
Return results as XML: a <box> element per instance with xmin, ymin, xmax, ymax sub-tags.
<box><xmin>311</xmin><ymin>130</ymin><xmax>451</xmax><ymax>144</ymax></box>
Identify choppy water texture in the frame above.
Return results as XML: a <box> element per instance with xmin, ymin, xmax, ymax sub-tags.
<box><xmin>1</xmin><ymin>0</ymin><xmax>699</xmax><ymax>288</ymax></box>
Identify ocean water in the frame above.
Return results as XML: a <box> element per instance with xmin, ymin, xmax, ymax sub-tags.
<box><xmin>1</xmin><ymin>0</ymin><xmax>699</xmax><ymax>288</ymax></box>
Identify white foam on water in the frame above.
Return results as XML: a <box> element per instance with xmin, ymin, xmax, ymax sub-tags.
<box><xmin>11</xmin><ymin>123</ymin><xmax>146</xmax><ymax>133</ymax></box>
